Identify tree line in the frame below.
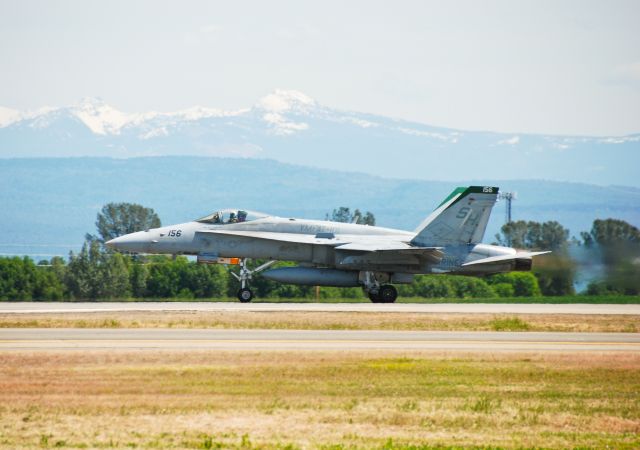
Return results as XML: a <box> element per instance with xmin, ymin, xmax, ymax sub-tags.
<box><xmin>0</xmin><ymin>203</ymin><xmax>638</xmax><ymax>300</ymax></box>
<box><xmin>0</xmin><ymin>252</ymin><xmax>542</xmax><ymax>301</ymax></box>
<box><xmin>495</xmin><ymin>218</ymin><xmax>640</xmax><ymax>296</ymax></box>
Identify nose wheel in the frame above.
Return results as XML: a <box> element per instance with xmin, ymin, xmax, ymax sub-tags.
<box><xmin>230</xmin><ymin>259</ymin><xmax>277</xmax><ymax>303</ymax></box>
<box><xmin>237</xmin><ymin>287</ymin><xmax>253</xmax><ymax>303</ymax></box>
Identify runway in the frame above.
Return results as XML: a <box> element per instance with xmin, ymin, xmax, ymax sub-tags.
<box><xmin>2</xmin><ymin>301</ymin><xmax>639</xmax><ymax>315</ymax></box>
<box><xmin>1</xmin><ymin>328</ymin><xmax>638</xmax><ymax>352</ymax></box>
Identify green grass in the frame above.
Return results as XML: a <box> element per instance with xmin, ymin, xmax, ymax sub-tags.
<box><xmin>1</xmin><ymin>351</ymin><xmax>639</xmax><ymax>449</ymax></box>
<box><xmin>395</xmin><ymin>295</ymin><xmax>640</xmax><ymax>304</ymax></box>
<box><xmin>490</xmin><ymin>317</ymin><xmax>531</xmax><ymax>331</ymax></box>
<box><xmin>4</xmin><ymin>294</ymin><xmax>640</xmax><ymax>303</ymax></box>
<box><xmin>261</xmin><ymin>294</ymin><xmax>640</xmax><ymax>304</ymax></box>
<box><xmin>2</xmin><ymin>310</ymin><xmax>638</xmax><ymax>332</ymax></box>
<box><xmin>252</xmin><ymin>294</ymin><xmax>640</xmax><ymax>304</ymax></box>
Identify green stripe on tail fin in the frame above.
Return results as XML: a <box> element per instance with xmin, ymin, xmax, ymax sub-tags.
<box><xmin>411</xmin><ymin>186</ymin><xmax>499</xmax><ymax>247</ymax></box>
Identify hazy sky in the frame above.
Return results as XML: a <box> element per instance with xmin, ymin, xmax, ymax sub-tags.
<box><xmin>1</xmin><ymin>0</ymin><xmax>639</xmax><ymax>135</ymax></box>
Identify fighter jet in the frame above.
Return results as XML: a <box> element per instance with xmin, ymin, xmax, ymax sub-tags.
<box><xmin>106</xmin><ymin>186</ymin><xmax>549</xmax><ymax>303</ymax></box>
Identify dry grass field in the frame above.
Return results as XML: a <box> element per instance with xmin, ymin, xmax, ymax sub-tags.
<box><xmin>1</xmin><ymin>311</ymin><xmax>638</xmax><ymax>332</ymax></box>
<box><xmin>0</xmin><ymin>350</ymin><xmax>639</xmax><ymax>449</ymax></box>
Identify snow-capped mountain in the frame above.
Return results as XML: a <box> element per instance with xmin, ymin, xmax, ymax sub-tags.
<box><xmin>1</xmin><ymin>89</ymin><xmax>639</xmax><ymax>186</ymax></box>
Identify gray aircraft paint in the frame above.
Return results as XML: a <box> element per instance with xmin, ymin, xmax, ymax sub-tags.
<box><xmin>106</xmin><ymin>187</ymin><xmax>550</xmax><ymax>296</ymax></box>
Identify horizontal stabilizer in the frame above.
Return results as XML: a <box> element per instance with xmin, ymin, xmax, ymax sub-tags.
<box><xmin>462</xmin><ymin>251</ymin><xmax>551</xmax><ymax>267</ymax></box>
<box><xmin>335</xmin><ymin>243</ymin><xmax>444</xmax><ymax>263</ymax></box>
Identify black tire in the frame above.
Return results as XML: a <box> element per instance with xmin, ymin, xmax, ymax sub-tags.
<box><xmin>379</xmin><ymin>285</ymin><xmax>398</xmax><ymax>303</ymax></box>
<box><xmin>368</xmin><ymin>291</ymin><xmax>382</xmax><ymax>303</ymax></box>
<box><xmin>237</xmin><ymin>288</ymin><xmax>253</xmax><ymax>303</ymax></box>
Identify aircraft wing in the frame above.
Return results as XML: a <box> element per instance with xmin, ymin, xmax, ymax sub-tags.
<box><xmin>335</xmin><ymin>242</ymin><xmax>417</xmax><ymax>251</ymax></box>
<box><xmin>195</xmin><ymin>229</ymin><xmax>349</xmax><ymax>246</ymax></box>
<box><xmin>461</xmin><ymin>251</ymin><xmax>551</xmax><ymax>267</ymax></box>
<box><xmin>197</xmin><ymin>229</ymin><xmax>443</xmax><ymax>261</ymax></box>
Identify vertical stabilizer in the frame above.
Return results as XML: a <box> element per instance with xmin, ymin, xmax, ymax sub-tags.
<box><xmin>411</xmin><ymin>186</ymin><xmax>499</xmax><ymax>247</ymax></box>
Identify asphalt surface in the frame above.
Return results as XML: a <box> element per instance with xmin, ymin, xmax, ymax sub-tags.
<box><xmin>1</xmin><ymin>328</ymin><xmax>638</xmax><ymax>352</ymax></box>
<box><xmin>1</xmin><ymin>302</ymin><xmax>639</xmax><ymax>315</ymax></box>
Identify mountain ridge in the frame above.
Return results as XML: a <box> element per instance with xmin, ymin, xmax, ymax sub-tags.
<box><xmin>3</xmin><ymin>90</ymin><xmax>639</xmax><ymax>138</ymax></box>
<box><xmin>1</xmin><ymin>90</ymin><xmax>639</xmax><ymax>187</ymax></box>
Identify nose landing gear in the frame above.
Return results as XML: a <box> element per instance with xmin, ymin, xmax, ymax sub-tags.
<box><xmin>237</xmin><ymin>287</ymin><xmax>253</xmax><ymax>302</ymax></box>
<box><xmin>230</xmin><ymin>259</ymin><xmax>278</xmax><ymax>302</ymax></box>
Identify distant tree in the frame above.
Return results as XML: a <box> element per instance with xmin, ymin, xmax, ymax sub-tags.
<box><xmin>129</xmin><ymin>263</ymin><xmax>149</xmax><ymax>297</ymax></box>
<box><xmin>145</xmin><ymin>257</ymin><xmax>227</xmax><ymax>299</ymax></box>
<box><xmin>486</xmin><ymin>272</ymin><xmax>541</xmax><ymax>297</ymax></box>
<box><xmin>495</xmin><ymin>220</ymin><xmax>569</xmax><ymax>251</ymax></box>
<box><xmin>495</xmin><ymin>220</ymin><xmax>574</xmax><ymax>295</ymax></box>
<box><xmin>0</xmin><ymin>256</ymin><xmax>64</xmax><ymax>301</ymax></box>
<box><xmin>405</xmin><ymin>276</ymin><xmax>454</xmax><ymax>298</ymax></box>
<box><xmin>33</xmin><ymin>258</ymin><xmax>66</xmax><ymax>300</ymax></box>
<box><xmin>447</xmin><ymin>276</ymin><xmax>495</xmax><ymax>298</ymax></box>
<box><xmin>330</xmin><ymin>207</ymin><xmax>375</xmax><ymax>225</ymax></box>
<box><xmin>65</xmin><ymin>240</ymin><xmax>102</xmax><ymax>299</ymax></box>
<box><xmin>49</xmin><ymin>257</ymin><xmax>67</xmax><ymax>290</ymax></box>
<box><xmin>65</xmin><ymin>239</ymin><xmax>131</xmax><ymax>299</ymax></box>
<box><xmin>534</xmin><ymin>221</ymin><xmax>570</xmax><ymax>251</ymax></box>
<box><xmin>580</xmin><ymin>219</ymin><xmax>640</xmax><ymax>295</ymax></box>
<box><xmin>495</xmin><ymin>221</ymin><xmax>528</xmax><ymax>248</ymax></box>
<box><xmin>101</xmin><ymin>252</ymin><xmax>131</xmax><ymax>298</ymax></box>
<box><xmin>492</xmin><ymin>283</ymin><xmax>515</xmax><ymax>298</ymax></box>
<box><xmin>184</xmin><ymin>263</ymin><xmax>228</xmax><ymax>298</ymax></box>
<box><xmin>397</xmin><ymin>275</ymin><xmax>496</xmax><ymax>299</ymax></box>
<box><xmin>331</xmin><ymin>207</ymin><xmax>352</xmax><ymax>223</ymax></box>
<box><xmin>581</xmin><ymin>219</ymin><xmax>640</xmax><ymax>248</ymax></box>
<box><xmin>318</xmin><ymin>286</ymin><xmax>363</xmax><ymax>299</ymax></box>
<box><xmin>145</xmin><ymin>259</ymin><xmax>178</xmax><ymax>298</ymax></box>
<box><xmin>354</xmin><ymin>209</ymin><xmax>376</xmax><ymax>226</ymax></box>
<box><xmin>0</xmin><ymin>257</ymin><xmax>32</xmax><ymax>300</ymax></box>
<box><xmin>93</xmin><ymin>202</ymin><xmax>161</xmax><ymax>243</ymax></box>
<box><xmin>533</xmin><ymin>254</ymin><xmax>576</xmax><ymax>296</ymax></box>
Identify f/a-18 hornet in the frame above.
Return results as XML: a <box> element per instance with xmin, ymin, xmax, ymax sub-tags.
<box><xmin>106</xmin><ymin>186</ymin><xmax>549</xmax><ymax>303</ymax></box>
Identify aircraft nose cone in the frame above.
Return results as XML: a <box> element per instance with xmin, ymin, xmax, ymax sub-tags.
<box><xmin>105</xmin><ymin>235</ymin><xmax>124</xmax><ymax>250</ymax></box>
<box><xmin>103</xmin><ymin>232</ymin><xmax>149</xmax><ymax>253</ymax></box>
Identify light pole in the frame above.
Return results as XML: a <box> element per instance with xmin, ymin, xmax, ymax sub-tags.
<box><xmin>498</xmin><ymin>191</ymin><xmax>517</xmax><ymax>224</ymax></box>
<box><xmin>498</xmin><ymin>191</ymin><xmax>517</xmax><ymax>247</ymax></box>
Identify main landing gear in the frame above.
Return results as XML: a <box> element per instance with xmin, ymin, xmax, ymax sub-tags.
<box><xmin>368</xmin><ymin>285</ymin><xmax>398</xmax><ymax>303</ymax></box>
<box><xmin>361</xmin><ymin>271</ymin><xmax>398</xmax><ymax>303</ymax></box>
<box><xmin>230</xmin><ymin>259</ymin><xmax>277</xmax><ymax>302</ymax></box>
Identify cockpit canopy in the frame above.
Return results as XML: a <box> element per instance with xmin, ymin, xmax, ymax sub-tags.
<box><xmin>196</xmin><ymin>209</ymin><xmax>270</xmax><ymax>225</ymax></box>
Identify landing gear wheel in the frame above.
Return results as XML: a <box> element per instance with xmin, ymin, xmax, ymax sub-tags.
<box><xmin>378</xmin><ymin>285</ymin><xmax>398</xmax><ymax>303</ymax></box>
<box><xmin>237</xmin><ymin>288</ymin><xmax>253</xmax><ymax>303</ymax></box>
<box><xmin>368</xmin><ymin>291</ymin><xmax>382</xmax><ymax>303</ymax></box>
<box><xmin>229</xmin><ymin>259</ymin><xmax>277</xmax><ymax>303</ymax></box>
